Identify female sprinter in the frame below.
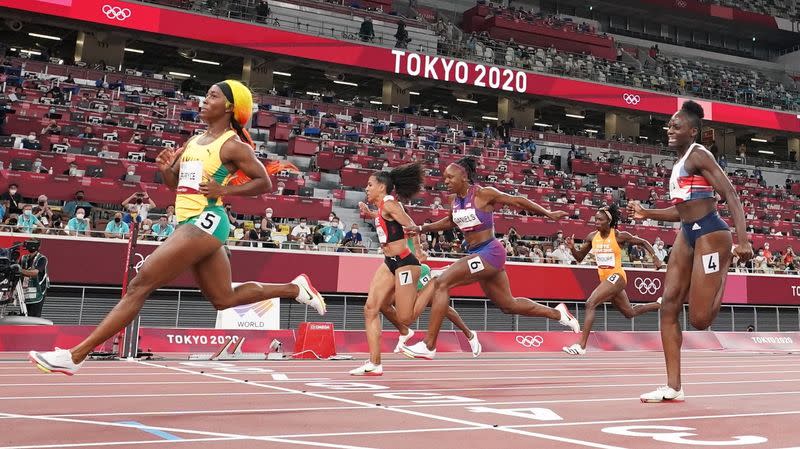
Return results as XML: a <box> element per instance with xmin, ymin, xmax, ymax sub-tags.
<box><xmin>630</xmin><ymin>100</ymin><xmax>752</xmax><ymax>402</ymax></box>
<box><xmin>29</xmin><ymin>80</ymin><xmax>326</xmax><ymax>375</ymax></box>
<box><xmin>349</xmin><ymin>163</ymin><xmax>479</xmax><ymax>376</ymax></box>
<box><xmin>562</xmin><ymin>204</ymin><xmax>663</xmax><ymax>356</ymax></box>
<box><xmin>401</xmin><ymin>157</ymin><xmax>580</xmax><ymax>360</ymax></box>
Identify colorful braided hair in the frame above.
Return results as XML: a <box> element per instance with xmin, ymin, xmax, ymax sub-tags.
<box><xmin>215</xmin><ymin>79</ymin><xmax>254</xmax><ymax>149</ymax></box>
<box><xmin>215</xmin><ymin>80</ymin><xmax>257</xmax><ymax>186</ymax></box>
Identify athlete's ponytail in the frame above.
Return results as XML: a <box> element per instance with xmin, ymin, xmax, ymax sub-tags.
<box><xmin>373</xmin><ymin>162</ymin><xmax>423</xmax><ymax>201</ymax></box>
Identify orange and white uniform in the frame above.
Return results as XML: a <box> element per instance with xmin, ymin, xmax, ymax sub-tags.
<box><xmin>591</xmin><ymin>230</ymin><xmax>626</xmax><ymax>283</ymax></box>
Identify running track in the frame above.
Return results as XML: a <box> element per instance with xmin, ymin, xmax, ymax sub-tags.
<box><xmin>4</xmin><ymin>351</ymin><xmax>800</xmax><ymax>449</ymax></box>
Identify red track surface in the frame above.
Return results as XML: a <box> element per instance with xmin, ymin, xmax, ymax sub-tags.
<box><xmin>4</xmin><ymin>351</ymin><xmax>800</xmax><ymax>449</ymax></box>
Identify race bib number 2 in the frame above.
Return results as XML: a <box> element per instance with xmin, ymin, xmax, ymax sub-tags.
<box><xmin>196</xmin><ymin>211</ymin><xmax>221</xmax><ymax>235</ymax></box>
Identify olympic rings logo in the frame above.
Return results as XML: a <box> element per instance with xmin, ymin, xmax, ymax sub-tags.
<box><xmin>515</xmin><ymin>335</ymin><xmax>544</xmax><ymax>348</ymax></box>
<box><xmin>133</xmin><ymin>253</ymin><xmax>150</xmax><ymax>274</ymax></box>
<box><xmin>102</xmin><ymin>4</ymin><xmax>132</xmax><ymax>21</ymax></box>
<box><xmin>622</xmin><ymin>93</ymin><xmax>641</xmax><ymax>105</ymax></box>
<box><xmin>634</xmin><ymin>277</ymin><xmax>662</xmax><ymax>295</ymax></box>
<box><xmin>675</xmin><ymin>0</ymin><xmax>687</xmax><ymax>7</ymax></box>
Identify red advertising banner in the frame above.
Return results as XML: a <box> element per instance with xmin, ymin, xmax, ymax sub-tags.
<box><xmin>2</xmin><ymin>233</ymin><xmax>800</xmax><ymax>305</ymax></box>
<box><xmin>2</xmin><ymin>0</ymin><xmax>798</xmax><ymax>133</ymax></box>
<box><xmin>10</xmin><ymin>326</ymin><xmax>796</xmax><ymax>353</ymax></box>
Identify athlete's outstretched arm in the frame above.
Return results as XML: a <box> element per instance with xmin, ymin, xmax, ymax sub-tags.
<box><xmin>413</xmin><ymin>214</ymin><xmax>455</xmax><ymax>234</ymax></box>
<box><xmin>627</xmin><ymin>201</ymin><xmax>680</xmax><ymax>222</ymax></box>
<box><xmin>202</xmin><ymin>140</ymin><xmax>271</xmax><ymax>198</ymax></box>
<box><xmin>691</xmin><ymin>149</ymin><xmax>753</xmax><ymax>261</ymax></box>
<box><xmin>481</xmin><ymin>187</ymin><xmax>568</xmax><ymax>220</ymax></box>
<box><xmin>617</xmin><ymin>231</ymin><xmax>664</xmax><ymax>270</ymax></box>
<box><xmin>567</xmin><ymin>232</ymin><xmax>595</xmax><ymax>263</ymax></box>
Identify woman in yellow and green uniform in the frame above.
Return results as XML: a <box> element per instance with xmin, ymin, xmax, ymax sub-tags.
<box><xmin>561</xmin><ymin>204</ymin><xmax>663</xmax><ymax>356</ymax></box>
<box><xmin>30</xmin><ymin>80</ymin><xmax>326</xmax><ymax>375</ymax></box>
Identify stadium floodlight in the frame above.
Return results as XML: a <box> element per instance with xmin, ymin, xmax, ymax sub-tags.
<box><xmin>534</xmin><ymin>122</ymin><xmax>552</xmax><ymax>127</ymax></box>
<box><xmin>457</xmin><ymin>98</ymin><xmax>478</xmax><ymax>104</ymax></box>
<box><xmin>758</xmin><ymin>150</ymin><xmax>774</xmax><ymax>155</ymax></box>
<box><xmin>192</xmin><ymin>58</ymin><xmax>220</xmax><ymax>66</ymax></box>
<box><xmin>408</xmin><ymin>91</ymin><xmax>420</xmax><ymax>95</ymax></box>
<box><xmin>481</xmin><ymin>116</ymin><xmax>498</xmax><ymax>121</ymax></box>
<box><xmin>273</xmin><ymin>71</ymin><xmax>292</xmax><ymax>77</ymax></box>
<box><xmin>124</xmin><ymin>48</ymin><xmax>144</xmax><ymax>54</ymax></box>
<box><xmin>333</xmin><ymin>80</ymin><xmax>358</xmax><ymax>87</ymax></box>
<box><xmin>751</xmin><ymin>137</ymin><xmax>768</xmax><ymax>143</ymax></box>
<box><xmin>28</xmin><ymin>32</ymin><xmax>61</xmax><ymax>41</ymax></box>
<box><xmin>565</xmin><ymin>113</ymin><xmax>585</xmax><ymax>119</ymax></box>
<box><xmin>168</xmin><ymin>71</ymin><xmax>191</xmax><ymax>78</ymax></box>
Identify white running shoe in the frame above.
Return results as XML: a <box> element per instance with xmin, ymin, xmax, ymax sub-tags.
<box><xmin>401</xmin><ymin>341</ymin><xmax>436</xmax><ymax>360</ymax></box>
<box><xmin>394</xmin><ymin>328</ymin><xmax>415</xmax><ymax>353</ymax></box>
<box><xmin>640</xmin><ymin>386</ymin><xmax>685</xmax><ymax>403</ymax></box>
<box><xmin>657</xmin><ymin>297</ymin><xmax>663</xmax><ymax>304</ymax></box>
<box><xmin>562</xmin><ymin>343</ymin><xmax>587</xmax><ymax>356</ymax></box>
<box><xmin>468</xmin><ymin>331</ymin><xmax>482</xmax><ymax>357</ymax></box>
<box><xmin>291</xmin><ymin>274</ymin><xmax>326</xmax><ymax>316</ymax></box>
<box><xmin>29</xmin><ymin>348</ymin><xmax>83</xmax><ymax>376</ymax></box>
<box><xmin>349</xmin><ymin>361</ymin><xmax>383</xmax><ymax>376</ymax></box>
<box><xmin>556</xmin><ymin>303</ymin><xmax>580</xmax><ymax>333</ymax></box>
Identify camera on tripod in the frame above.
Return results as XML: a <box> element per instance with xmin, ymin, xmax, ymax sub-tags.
<box><xmin>0</xmin><ymin>239</ymin><xmax>52</xmax><ymax>325</ymax></box>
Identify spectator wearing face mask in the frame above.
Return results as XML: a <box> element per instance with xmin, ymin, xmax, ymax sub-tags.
<box><xmin>63</xmin><ymin>162</ymin><xmax>80</xmax><ymax>177</ymax></box>
<box><xmin>17</xmin><ymin>204</ymin><xmax>44</xmax><ymax>234</ymax></box>
<box><xmin>21</xmin><ymin>133</ymin><xmax>41</xmax><ymax>150</ymax></box>
<box><xmin>122</xmin><ymin>192</ymin><xmax>156</xmax><ymax>221</ymax></box>
<box><xmin>105</xmin><ymin>212</ymin><xmax>130</xmax><ymax>238</ymax></box>
<box><xmin>320</xmin><ymin>218</ymin><xmax>345</xmax><ymax>244</ymax></box>
<box><xmin>653</xmin><ymin>240</ymin><xmax>668</xmax><ymax>263</ymax></box>
<box><xmin>340</xmin><ymin>223</ymin><xmax>364</xmax><ymax>251</ymax></box>
<box><xmin>33</xmin><ymin>195</ymin><xmax>53</xmax><ymax>227</ymax></box>
<box><xmin>290</xmin><ymin>218</ymin><xmax>311</xmax><ymax>242</ymax></box>
<box><xmin>0</xmin><ymin>184</ymin><xmax>23</xmax><ymax>215</ymax></box>
<box><xmin>121</xmin><ymin>165</ymin><xmax>138</xmax><ymax>181</ymax></box>
<box><xmin>431</xmin><ymin>197</ymin><xmax>444</xmax><ymax>210</ymax></box>
<box><xmin>549</xmin><ymin>242</ymin><xmax>575</xmax><ymax>265</ymax></box>
<box><xmin>63</xmin><ymin>191</ymin><xmax>93</xmax><ymax>218</ymax></box>
<box><xmin>151</xmin><ymin>216</ymin><xmax>174</xmax><ymax>241</ymax></box>
<box><xmin>261</xmin><ymin>208</ymin><xmax>276</xmax><ymax>230</ymax></box>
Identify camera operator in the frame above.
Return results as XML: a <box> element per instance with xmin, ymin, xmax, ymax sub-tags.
<box><xmin>19</xmin><ymin>240</ymin><xmax>48</xmax><ymax>317</ymax></box>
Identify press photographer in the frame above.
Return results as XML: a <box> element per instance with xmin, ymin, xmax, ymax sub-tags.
<box><xmin>19</xmin><ymin>240</ymin><xmax>49</xmax><ymax>317</ymax></box>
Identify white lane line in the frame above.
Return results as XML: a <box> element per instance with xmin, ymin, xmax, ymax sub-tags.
<box><xmin>0</xmin><ymin>436</ymin><xmax>236</xmax><ymax>449</ymax></box>
<box><xmin>137</xmin><ymin>360</ymin><xmax>630</xmax><ymax>449</ymax></box>
<box><xmin>0</xmin><ymin>412</ymin><xmax>378</xmax><ymax>449</ymax></box>
<box><xmin>510</xmin><ymin>409</ymin><xmax>800</xmax><ymax>429</ymax></box>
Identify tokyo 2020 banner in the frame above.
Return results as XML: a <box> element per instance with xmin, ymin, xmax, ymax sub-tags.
<box><xmin>1</xmin><ymin>233</ymin><xmax>798</xmax><ymax>305</ymax></box>
<box><xmin>2</xmin><ymin>0</ymin><xmax>798</xmax><ymax>133</ymax></box>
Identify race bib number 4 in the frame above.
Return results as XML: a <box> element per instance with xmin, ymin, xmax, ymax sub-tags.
<box><xmin>195</xmin><ymin>211</ymin><xmax>221</xmax><ymax>235</ymax></box>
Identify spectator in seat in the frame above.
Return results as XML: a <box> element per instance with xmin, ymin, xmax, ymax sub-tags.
<box><xmin>549</xmin><ymin>241</ymin><xmax>575</xmax><ymax>265</ymax></box>
<box><xmin>64</xmin><ymin>74</ymin><xmax>75</xmax><ymax>84</ymax></box>
<box><xmin>105</xmin><ymin>212</ymin><xmax>130</xmax><ymax>238</ymax></box>
<box><xmin>290</xmin><ymin>218</ymin><xmax>311</xmax><ymax>242</ymax></box>
<box><xmin>0</xmin><ymin>184</ymin><xmax>23</xmax><ymax>216</ymax></box>
<box><xmin>359</xmin><ymin>17</ymin><xmax>375</xmax><ymax>42</ymax></box>
<box><xmin>151</xmin><ymin>215</ymin><xmax>174</xmax><ymax>241</ymax></box>
<box><xmin>49</xmin><ymin>212</ymin><xmax>64</xmax><ymax>234</ymax></box>
<box><xmin>33</xmin><ymin>195</ymin><xmax>53</xmax><ymax>227</ymax></box>
<box><xmin>63</xmin><ymin>190</ymin><xmax>92</xmax><ymax>218</ymax></box>
<box><xmin>21</xmin><ymin>133</ymin><xmax>40</xmax><ymax>150</ymax></box>
<box><xmin>32</xmin><ymin>158</ymin><xmax>48</xmax><ymax>174</ymax></box>
<box><xmin>17</xmin><ymin>204</ymin><xmax>44</xmax><ymax>233</ymax></box>
<box><xmin>531</xmin><ymin>244</ymin><xmax>544</xmax><ymax>263</ymax></box>
<box><xmin>783</xmin><ymin>247</ymin><xmax>796</xmax><ymax>272</ymax></box>
<box><xmin>431</xmin><ymin>197</ymin><xmax>444</xmax><ymax>210</ymax></box>
<box><xmin>320</xmin><ymin>217</ymin><xmax>344</xmax><ymax>244</ymax></box>
<box><xmin>63</xmin><ymin>162</ymin><xmax>80</xmax><ymax>177</ymax></box>
<box><xmin>129</xmin><ymin>132</ymin><xmax>143</xmax><ymax>144</ymax></box>
<box><xmin>41</xmin><ymin>120</ymin><xmax>61</xmax><ymax>136</ymax></box>
<box><xmin>628</xmin><ymin>244</ymin><xmax>644</xmax><ymax>264</ymax></box>
<box><xmin>121</xmin><ymin>165</ymin><xmax>137</xmax><ymax>181</ymax></box>
<box><xmin>123</xmin><ymin>192</ymin><xmax>156</xmax><ymax>220</ymax></box>
<box><xmin>255</xmin><ymin>0</ymin><xmax>270</xmax><ymax>22</ymax></box>
<box><xmin>261</xmin><ymin>207</ymin><xmax>275</xmax><ymax>229</ymax></box>
<box><xmin>79</xmin><ymin>126</ymin><xmax>95</xmax><ymax>139</ymax></box>
<box><xmin>224</xmin><ymin>203</ymin><xmax>238</xmax><ymax>229</ymax></box>
<box><xmin>340</xmin><ymin>223</ymin><xmax>364</xmax><ymax>252</ymax></box>
<box><xmin>395</xmin><ymin>20</ymin><xmax>411</xmax><ymax>49</ymax></box>
<box><xmin>570</xmin><ymin>208</ymin><xmax>581</xmax><ymax>220</ymax></box>
<box><xmin>165</xmin><ymin>205</ymin><xmax>178</xmax><ymax>227</ymax></box>
<box><xmin>122</xmin><ymin>203</ymin><xmax>143</xmax><ymax>227</ymax></box>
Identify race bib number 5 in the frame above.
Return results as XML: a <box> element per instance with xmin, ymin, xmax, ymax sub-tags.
<box><xmin>196</xmin><ymin>211</ymin><xmax>221</xmax><ymax>235</ymax></box>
